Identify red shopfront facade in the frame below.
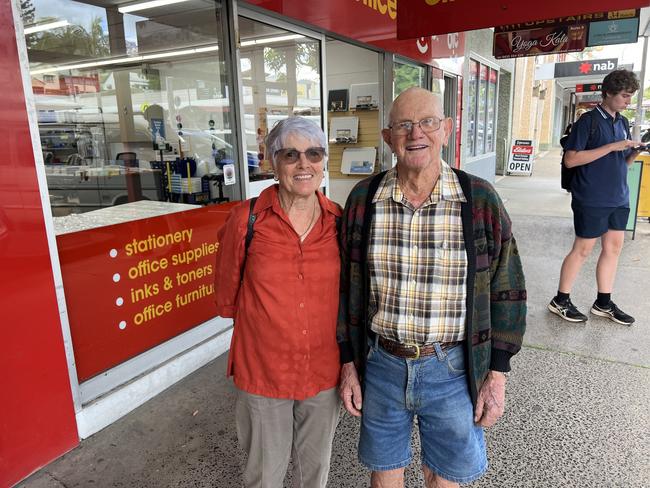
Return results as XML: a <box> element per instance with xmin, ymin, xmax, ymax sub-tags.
<box><xmin>2</xmin><ymin>1</ymin><xmax>467</xmax><ymax>485</ymax></box>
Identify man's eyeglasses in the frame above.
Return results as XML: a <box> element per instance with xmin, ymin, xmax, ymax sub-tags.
<box><xmin>389</xmin><ymin>117</ymin><xmax>442</xmax><ymax>135</ymax></box>
<box><xmin>274</xmin><ymin>147</ymin><xmax>326</xmax><ymax>163</ymax></box>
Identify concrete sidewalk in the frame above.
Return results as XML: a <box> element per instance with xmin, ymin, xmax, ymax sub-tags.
<box><xmin>18</xmin><ymin>149</ymin><xmax>650</xmax><ymax>487</ymax></box>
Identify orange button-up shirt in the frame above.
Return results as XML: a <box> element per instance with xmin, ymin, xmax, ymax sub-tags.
<box><xmin>214</xmin><ymin>185</ymin><xmax>341</xmax><ymax>400</ymax></box>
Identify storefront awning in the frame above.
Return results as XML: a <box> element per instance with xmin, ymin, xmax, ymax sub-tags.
<box><xmin>397</xmin><ymin>0</ymin><xmax>650</xmax><ymax>38</ymax></box>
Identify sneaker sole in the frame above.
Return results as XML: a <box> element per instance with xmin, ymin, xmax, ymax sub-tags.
<box><xmin>547</xmin><ymin>304</ymin><xmax>587</xmax><ymax>322</ymax></box>
<box><xmin>590</xmin><ymin>307</ymin><xmax>635</xmax><ymax>326</ymax></box>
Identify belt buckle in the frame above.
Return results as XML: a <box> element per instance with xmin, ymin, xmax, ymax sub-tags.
<box><xmin>405</xmin><ymin>343</ymin><xmax>420</xmax><ymax>360</ymax></box>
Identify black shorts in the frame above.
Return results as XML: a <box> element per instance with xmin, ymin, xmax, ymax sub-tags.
<box><xmin>571</xmin><ymin>202</ymin><xmax>630</xmax><ymax>238</ymax></box>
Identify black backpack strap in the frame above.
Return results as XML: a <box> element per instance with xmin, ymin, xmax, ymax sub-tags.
<box><xmin>240</xmin><ymin>197</ymin><xmax>258</xmax><ymax>282</ymax></box>
<box><xmin>587</xmin><ymin>110</ymin><xmax>598</xmax><ymax>147</ymax></box>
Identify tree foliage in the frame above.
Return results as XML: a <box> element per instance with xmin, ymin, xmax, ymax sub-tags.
<box><xmin>264</xmin><ymin>42</ymin><xmax>319</xmax><ymax>82</ymax></box>
<box><xmin>20</xmin><ymin>0</ymin><xmax>35</xmax><ymax>25</ymax></box>
<box><xmin>20</xmin><ymin>0</ymin><xmax>36</xmax><ymax>47</ymax></box>
<box><xmin>29</xmin><ymin>16</ymin><xmax>110</xmax><ymax>58</ymax></box>
<box><xmin>394</xmin><ymin>64</ymin><xmax>423</xmax><ymax>96</ymax></box>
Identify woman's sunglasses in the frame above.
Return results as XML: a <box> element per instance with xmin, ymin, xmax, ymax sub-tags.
<box><xmin>274</xmin><ymin>147</ymin><xmax>326</xmax><ymax>164</ymax></box>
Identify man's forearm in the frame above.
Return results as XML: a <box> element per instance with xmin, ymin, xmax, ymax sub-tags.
<box><xmin>564</xmin><ymin>145</ymin><xmax>613</xmax><ymax>167</ymax></box>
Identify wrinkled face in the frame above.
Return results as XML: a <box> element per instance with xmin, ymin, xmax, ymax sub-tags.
<box><xmin>382</xmin><ymin>89</ymin><xmax>452</xmax><ymax>172</ymax></box>
<box><xmin>604</xmin><ymin>90</ymin><xmax>634</xmax><ymax>113</ymax></box>
<box><xmin>274</xmin><ymin>133</ymin><xmax>325</xmax><ymax>198</ymax></box>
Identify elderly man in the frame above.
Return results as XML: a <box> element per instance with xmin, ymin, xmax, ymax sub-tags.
<box><xmin>337</xmin><ymin>87</ymin><xmax>526</xmax><ymax>487</ymax></box>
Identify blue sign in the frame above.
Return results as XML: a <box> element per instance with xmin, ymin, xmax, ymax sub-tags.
<box><xmin>588</xmin><ymin>18</ymin><xmax>639</xmax><ymax>47</ymax></box>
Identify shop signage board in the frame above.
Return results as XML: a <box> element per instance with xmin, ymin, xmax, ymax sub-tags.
<box><xmin>242</xmin><ymin>0</ymin><xmax>465</xmax><ymax>71</ymax></box>
<box><xmin>588</xmin><ymin>17</ymin><xmax>640</xmax><ymax>47</ymax></box>
<box><xmin>636</xmin><ymin>154</ymin><xmax>650</xmax><ymax>218</ymax></box>
<box><xmin>493</xmin><ymin>25</ymin><xmax>587</xmax><ymax>59</ymax></box>
<box><xmin>506</xmin><ymin>139</ymin><xmax>534</xmax><ymax>175</ymax></box>
<box><xmin>396</xmin><ymin>0</ymin><xmax>648</xmax><ymax>38</ymax></box>
<box><xmin>57</xmin><ymin>203</ymin><xmax>237</xmax><ymax>381</ymax></box>
<box><xmin>554</xmin><ymin>58</ymin><xmax>618</xmax><ymax>78</ymax></box>
<box><xmin>575</xmin><ymin>83</ymin><xmax>603</xmax><ymax>93</ymax></box>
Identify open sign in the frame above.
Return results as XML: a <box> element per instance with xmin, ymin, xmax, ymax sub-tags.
<box><xmin>507</xmin><ymin>139</ymin><xmax>534</xmax><ymax>176</ymax></box>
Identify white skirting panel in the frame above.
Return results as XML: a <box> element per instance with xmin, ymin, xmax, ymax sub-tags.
<box><xmin>76</xmin><ymin>326</ymin><xmax>233</xmax><ymax>439</ymax></box>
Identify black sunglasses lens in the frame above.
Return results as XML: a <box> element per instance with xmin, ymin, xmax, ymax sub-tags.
<box><xmin>305</xmin><ymin>148</ymin><xmax>325</xmax><ymax>162</ymax></box>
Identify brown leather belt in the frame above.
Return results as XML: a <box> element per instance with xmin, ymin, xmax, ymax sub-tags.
<box><xmin>378</xmin><ymin>336</ymin><xmax>462</xmax><ymax>360</ymax></box>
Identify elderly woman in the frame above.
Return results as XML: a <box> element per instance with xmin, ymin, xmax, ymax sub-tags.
<box><xmin>214</xmin><ymin>117</ymin><xmax>341</xmax><ymax>488</ymax></box>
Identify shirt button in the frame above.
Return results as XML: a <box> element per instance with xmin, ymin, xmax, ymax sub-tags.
<box><xmin>299</xmin><ymin>302</ymin><xmax>305</xmax><ymax>308</ymax></box>
<box><xmin>302</xmin><ymin>330</ymin><xmax>308</xmax><ymax>335</ymax></box>
<box><xmin>298</xmin><ymin>273</ymin><xmax>304</xmax><ymax>280</ymax></box>
<box><xmin>413</xmin><ymin>244</ymin><xmax>418</xmax><ymax>250</ymax></box>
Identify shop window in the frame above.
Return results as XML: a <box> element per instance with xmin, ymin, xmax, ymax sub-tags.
<box><xmin>22</xmin><ymin>0</ymin><xmax>238</xmax><ymax>382</ymax></box>
<box><xmin>467</xmin><ymin>59</ymin><xmax>498</xmax><ymax>157</ymax></box>
<box><xmin>477</xmin><ymin>64</ymin><xmax>488</xmax><ymax>154</ymax></box>
<box><xmin>393</xmin><ymin>60</ymin><xmax>426</xmax><ymax>98</ymax></box>
<box><xmin>486</xmin><ymin>68</ymin><xmax>498</xmax><ymax>153</ymax></box>
<box><xmin>467</xmin><ymin>60</ymin><xmax>478</xmax><ymax>158</ymax></box>
<box><xmin>25</xmin><ymin>0</ymin><xmax>236</xmax><ymax>219</ymax></box>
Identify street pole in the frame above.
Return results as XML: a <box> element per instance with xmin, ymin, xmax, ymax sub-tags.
<box><xmin>633</xmin><ymin>35</ymin><xmax>648</xmax><ymax>139</ymax></box>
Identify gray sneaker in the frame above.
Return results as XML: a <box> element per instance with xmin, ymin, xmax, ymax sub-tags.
<box><xmin>548</xmin><ymin>297</ymin><xmax>588</xmax><ymax>322</ymax></box>
<box><xmin>590</xmin><ymin>301</ymin><xmax>635</xmax><ymax>326</ymax></box>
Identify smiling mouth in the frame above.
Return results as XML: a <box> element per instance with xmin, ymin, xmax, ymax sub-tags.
<box><xmin>293</xmin><ymin>174</ymin><xmax>313</xmax><ymax>180</ymax></box>
<box><xmin>406</xmin><ymin>145</ymin><xmax>428</xmax><ymax>151</ymax></box>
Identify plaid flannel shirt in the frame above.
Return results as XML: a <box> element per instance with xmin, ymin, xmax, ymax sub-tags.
<box><xmin>368</xmin><ymin>163</ymin><xmax>467</xmax><ymax>344</ymax></box>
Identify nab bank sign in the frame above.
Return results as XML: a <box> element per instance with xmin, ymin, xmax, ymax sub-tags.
<box><xmin>554</xmin><ymin>58</ymin><xmax>618</xmax><ymax>78</ymax></box>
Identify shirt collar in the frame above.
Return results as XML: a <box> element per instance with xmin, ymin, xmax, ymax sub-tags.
<box><xmin>372</xmin><ymin>160</ymin><xmax>466</xmax><ymax>204</ymax></box>
<box><xmin>254</xmin><ymin>184</ymin><xmax>341</xmax><ymax>217</ymax></box>
<box><xmin>596</xmin><ymin>104</ymin><xmax>622</xmax><ymax>122</ymax></box>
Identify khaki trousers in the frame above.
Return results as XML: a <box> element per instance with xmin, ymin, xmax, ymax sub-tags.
<box><xmin>235</xmin><ymin>387</ymin><xmax>340</xmax><ymax>488</ymax></box>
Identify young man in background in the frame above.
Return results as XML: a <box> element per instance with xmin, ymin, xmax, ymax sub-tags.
<box><xmin>548</xmin><ymin>69</ymin><xmax>646</xmax><ymax>325</ymax></box>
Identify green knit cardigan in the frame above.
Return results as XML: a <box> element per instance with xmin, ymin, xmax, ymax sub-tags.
<box><xmin>336</xmin><ymin>168</ymin><xmax>527</xmax><ymax>407</ymax></box>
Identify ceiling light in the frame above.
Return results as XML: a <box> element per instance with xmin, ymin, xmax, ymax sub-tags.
<box><xmin>118</xmin><ymin>0</ymin><xmax>192</xmax><ymax>14</ymax></box>
<box><xmin>240</xmin><ymin>34</ymin><xmax>305</xmax><ymax>47</ymax></box>
<box><xmin>30</xmin><ymin>45</ymin><xmax>219</xmax><ymax>75</ymax></box>
<box><xmin>24</xmin><ymin>20</ymin><xmax>69</xmax><ymax>35</ymax></box>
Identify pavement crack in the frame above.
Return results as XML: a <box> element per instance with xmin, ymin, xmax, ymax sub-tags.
<box><xmin>46</xmin><ymin>472</ymin><xmax>70</xmax><ymax>488</ymax></box>
<box><xmin>522</xmin><ymin>343</ymin><xmax>648</xmax><ymax>369</ymax></box>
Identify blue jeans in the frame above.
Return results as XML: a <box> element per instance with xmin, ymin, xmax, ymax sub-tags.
<box><xmin>359</xmin><ymin>339</ymin><xmax>488</xmax><ymax>483</ymax></box>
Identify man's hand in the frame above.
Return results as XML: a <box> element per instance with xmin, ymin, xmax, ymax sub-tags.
<box><xmin>609</xmin><ymin>139</ymin><xmax>639</xmax><ymax>152</ymax></box>
<box><xmin>339</xmin><ymin>362</ymin><xmax>363</xmax><ymax>417</ymax></box>
<box><xmin>474</xmin><ymin>370</ymin><xmax>507</xmax><ymax>427</ymax></box>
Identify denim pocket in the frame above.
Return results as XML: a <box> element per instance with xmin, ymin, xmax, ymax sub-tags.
<box><xmin>446</xmin><ymin>346</ymin><xmax>466</xmax><ymax>376</ymax></box>
<box><xmin>367</xmin><ymin>346</ymin><xmax>376</xmax><ymax>361</ymax></box>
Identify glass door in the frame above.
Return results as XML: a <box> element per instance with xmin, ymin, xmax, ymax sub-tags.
<box><xmin>392</xmin><ymin>58</ymin><xmax>427</xmax><ymax>98</ymax></box>
<box><xmin>237</xmin><ymin>16</ymin><xmax>323</xmax><ymax>195</ymax></box>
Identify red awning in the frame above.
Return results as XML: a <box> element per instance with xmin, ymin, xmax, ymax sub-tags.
<box><xmin>397</xmin><ymin>0</ymin><xmax>650</xmax><ymax>38</ymax></box>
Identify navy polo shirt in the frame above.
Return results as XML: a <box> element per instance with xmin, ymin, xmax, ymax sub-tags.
<box><xmin>565</xmin><ymin>105</ymin><xmax>631</xmax><ymax>208</ymax></box>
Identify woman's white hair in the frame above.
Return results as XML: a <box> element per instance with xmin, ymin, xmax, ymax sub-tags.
<box><xmin>265</xmin><ymin>117</ymin><xmax>328</xmax><ymax>169</ymax></box>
